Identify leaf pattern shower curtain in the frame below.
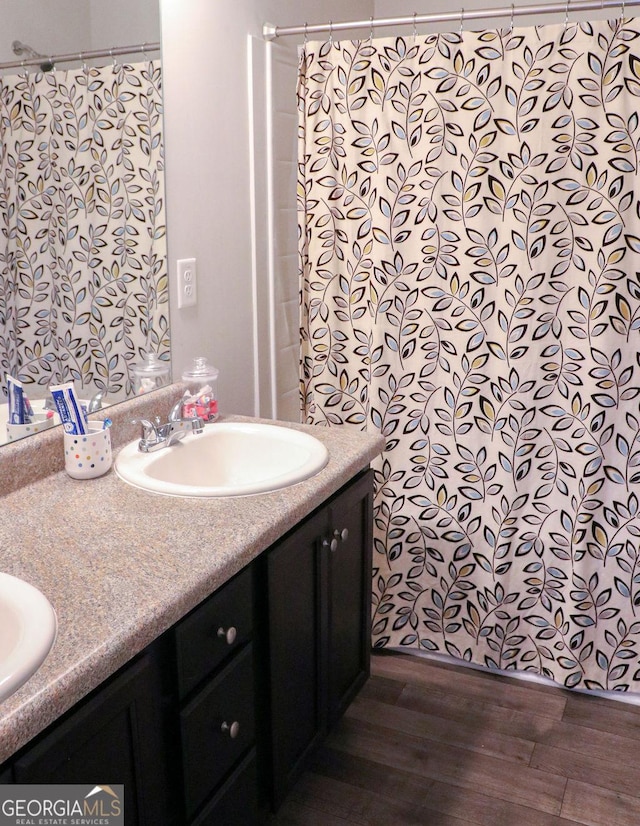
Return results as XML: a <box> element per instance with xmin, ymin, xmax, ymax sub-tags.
<box><xmin>0</xmin><ymin>60</ymin><xmax>168</xmax><ymax>402</ymax></box>
<box><xmin>299</xmin><ymin>18</ymin><xmax>640</xmax><ymax>691</ymax></box>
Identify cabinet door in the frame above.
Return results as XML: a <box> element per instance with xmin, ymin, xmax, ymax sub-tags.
<box><xmin>327</xmin><ymin>469</ymin><xmax>374</xmax><ymax>726</ymax></box>
<box><xmin>12</xmin><ymin>650</ymin><xmax>171</xmax><ymax>826</ymax></box>
<box><xmin>265</xmin><ymin>507</ymin><xmax>328</xmax><ymax>808</ymax></box>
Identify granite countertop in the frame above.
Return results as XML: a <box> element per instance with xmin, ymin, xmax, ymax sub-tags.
<box><xmin>0</xmin><ymin>385</ymin><xmax>383</xmax><ymax>763</ymax></box>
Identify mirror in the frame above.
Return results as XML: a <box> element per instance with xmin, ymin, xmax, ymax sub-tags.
<box><xmin>0</xmin><ymin>0</ymin><xmax>165</xmax><ymax>445</ymax></box>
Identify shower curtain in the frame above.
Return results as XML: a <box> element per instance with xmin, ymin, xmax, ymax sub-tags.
<box><xmin>0</xmin><ymin>60</ymin><xmax>168</xmax><ymax>401</ymax></box>
<box><xmin>299</xmin><ymin>17</ymin><xmax>640</xmax><ymax>691</ymax></box>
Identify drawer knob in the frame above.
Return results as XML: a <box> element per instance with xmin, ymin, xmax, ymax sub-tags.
<box><xmin>324</xmin><ymin>528</ymin><xmax>348</xmax><ymax>552</ymax></box>
<box><xmin>217</xmin><ymin>626</ymin><xmax>237</xmax><ymax>645</ymax></box>
<box><xmin>221</xmin><ymin>720</ymin><xmax>240</xmax><ymax>739</ymax></box>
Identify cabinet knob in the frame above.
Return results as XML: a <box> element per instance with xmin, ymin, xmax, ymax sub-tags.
<box><xmin>217</xmin><ymin>626</ymin><xmax>237</xmax><ymax>645</ymax></box>
<box><xmin>334</xmin><ymin>528</ymin><xmax>349</xmax><ymax>542</ymax></box>
<box><xmin>221</xmin><ymin>720</ymin><xmax>240</xmax><ymax>739</ymax></box>
<box><xmin>323</xmin><ymin>537</ymin><xmax>339</xmax><ymax>552</ymax></box>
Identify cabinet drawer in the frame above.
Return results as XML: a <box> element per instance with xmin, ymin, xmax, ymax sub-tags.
<box><xmin>181</xmin><ymin>644</ymin><xmax>255</xmax><ymax>818</ymax></box>
<box><xmin>176</xmin><ymin>566</ymin><xmax>253</xmax><ymax>697</ymax></box>
<box><xmin>190</xmin><ymin>749</ymin><xmax>260</xmax><ymax>826</ymax></box>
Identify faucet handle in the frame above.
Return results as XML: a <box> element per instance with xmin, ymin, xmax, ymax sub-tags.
<box><xmin>132</xmin><ymin>418</ymin><xmax>159</xmax><ymax>444</ymax></box>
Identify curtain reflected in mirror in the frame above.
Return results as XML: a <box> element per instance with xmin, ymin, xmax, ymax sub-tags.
<box><xmin>0</xmin><ymin>56</ymin><xmax>168</xmax><ymax>444</ymax></box>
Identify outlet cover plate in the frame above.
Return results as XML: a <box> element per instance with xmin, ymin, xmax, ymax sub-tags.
<box><xmin>177</xmin><ymin>258</ymin><xmax>197</xmax><ymax>309</ymax></box>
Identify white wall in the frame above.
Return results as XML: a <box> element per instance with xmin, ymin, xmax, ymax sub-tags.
<box><xmin>374</xmin><ymin>0</ymin><xmax>620</xmax><ymax>31</ymax></box>
<box><xmin>0</xmin><ymin>1</ymin><xmax>159</xmax><ymax>64</ymax></box>
<box><xmin>0</xmin><ymin>1</ymin><xmax>89</xmax><ymax>62</ymax></box>
<box><xmin>89</xmin><ymin>0</ymin><xmax>159</xmax><ymax>50</ymax></box>
<box><xmin>161</xmin><ymin>0</ymin><xmax>372</xmax><ymax>418</ymax></box>
<box><xmin>267</xmin><ymin>40</ymin><xmax>301</xmax><ymax>421</ymax></box>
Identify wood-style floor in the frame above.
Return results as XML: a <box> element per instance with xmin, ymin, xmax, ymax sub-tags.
<box><xmin>272</xmin><ymin>651</ymin><xmax>640</xmax><ymax>826</ymax></box>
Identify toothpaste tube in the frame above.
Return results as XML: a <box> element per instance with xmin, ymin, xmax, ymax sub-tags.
<box><xmin>6</xmin><ymin>375</ymin><xmax>28</xmax><ymax>425</ymax></box>
<box><xmin>49</xmin><ymin>381</ymin><xmax>88</xmax><ymax>435</ymax></box>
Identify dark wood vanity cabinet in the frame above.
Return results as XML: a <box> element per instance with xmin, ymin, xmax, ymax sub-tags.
<box><xmin>261</xmin><ymin>469</ymin><xmax>373</xmax><ymax>808</ymax></box>
<box><xmin>0</xmin><ymin>468</ymin><xmax>374</xmax><ymax>823</ymax></box>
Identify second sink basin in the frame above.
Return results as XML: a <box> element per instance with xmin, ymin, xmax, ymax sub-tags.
<box><xmin>114</xmin><ymin>421</ymin><xmax>330</xmax><ymax>497</ymax></box>
<box><xmin>0</xmin><ymin>573</ymin><xmax>57</xmax><ymax>704</ymax></box>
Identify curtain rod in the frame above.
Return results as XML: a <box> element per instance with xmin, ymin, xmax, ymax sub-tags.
<box><xmin>0</xmin><ymin>41</ymin><xmax>160</xmax><ymax>72</ymax></box>
<box><xmin>263</xmin><ymin>0</ymin><xmax>639</xmax><ymax>39</ymax></box>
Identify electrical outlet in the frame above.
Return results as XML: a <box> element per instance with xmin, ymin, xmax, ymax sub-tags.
<box><xmin>177</xmin><ymin>258</ymin><xmax>197</xmax><ymax>309</ymax></box>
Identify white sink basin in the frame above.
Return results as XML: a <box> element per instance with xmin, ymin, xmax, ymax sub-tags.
<box><xmin>114</xmin><ymin>421</ymin><xmax>330</xmax><ymax>497</ymax></box>
<box><xmin>0</xmin><ymin>573</ymin><xmax>57</xmax><ymax>703</ymax></box>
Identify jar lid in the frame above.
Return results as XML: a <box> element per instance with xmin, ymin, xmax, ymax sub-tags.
<box><xmin>132</xmin><ymin>353</ymin><xmax>170</xmax><ymax>377</ymax></box>
<box><xmin>182</xmin><ymin>356</ymin><xmax>219</xmax><ymax>381</ymax></box>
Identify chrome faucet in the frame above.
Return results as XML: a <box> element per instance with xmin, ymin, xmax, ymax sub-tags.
<box><xmin>87</xmin><ymin>390</ymin><xmax>105</xmax><ymax>413</ymax></box>
<box><xmin>133</xmin><ymin>407</ymin><xmax>204</xmax><ymax>453</ymax></box>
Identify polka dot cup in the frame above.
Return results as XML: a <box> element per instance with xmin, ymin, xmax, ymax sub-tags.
<box><xmin>6</xmin><ymin>413</ymin><xmax>56</xmax><ymax>443</ymax></box>
<box><xmin>64</xmin><ymin>421</ymin><xmax>112</xmax><ymax>480</ymax></box>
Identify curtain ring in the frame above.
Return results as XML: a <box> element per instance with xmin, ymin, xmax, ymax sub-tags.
<box><xmin>413</xmin><ymin>12</ymin><xmax>418</xmax><ymax>41</ymax></box>
<box><xmin>459</xmin><ymin>7</ymin><xmax>465</xmax><ymax>37</ymax></box>
<box><xmin>509</xmin><ymin>3</ymin><xmax>515</xmax><ymax>35</ymax></box>
<box><xmin>109</xmin><ymin>47</ymin><xmax>117</xmax><ymax>68</ymax></box>
<box><xmin>329</xmin><ymin>20</ymin><xmax>333</xmax><ymax>46</ymax></box>
<box><xmin>304</xmin><ymin>22</ymin><xmax>308</xmax><ymax>45</ymax></box>
<box><xmin>621</xmin><ymin>0</ymin><xmax>626</xmax><ymax>19</ymax></box>
<box><xmin>369</xmin><ymin>16</ymin><xmax>374</xmax><ymax>43</ymax></box>
<box><xmin>564</xmin><ymin>0</ymin><xmax>570</xmax><ymax>30</ymax></box>
<box><xmin>79</xmin><ymin>51</ymin><xmax>88</xmax><ymax>73</ymax></box>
